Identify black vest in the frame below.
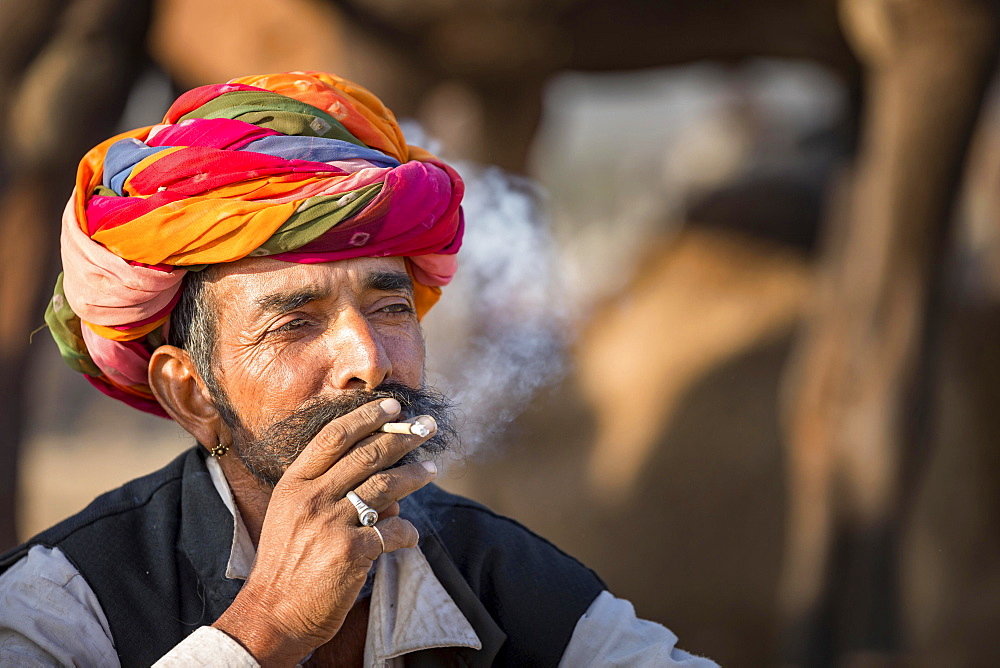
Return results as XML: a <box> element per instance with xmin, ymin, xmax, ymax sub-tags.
<box><xmin>0</xmin><ymin>447</ymin><xmax>604</xmax><ymax>667</ymax></box>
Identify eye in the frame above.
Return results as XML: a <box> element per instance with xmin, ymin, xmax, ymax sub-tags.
<box><xmin>272</xmin><ymin>317</ymin><xmax>309</xmax><ymax>333</ymax></box>
<box><xmin>379</xmin><ymin>302</ymin><xmax>414</xmax><ymax>315</ymax></box>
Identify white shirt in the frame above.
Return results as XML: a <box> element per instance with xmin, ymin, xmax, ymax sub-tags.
<box><xmin>0</xmin><ymin>458</ymin><xmax>717</xmax><ymax>667</ymax></box>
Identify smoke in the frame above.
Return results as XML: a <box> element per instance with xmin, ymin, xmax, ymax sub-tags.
<box><xmin>425</xmin><ymin>165</ymin><xmax>569</xmax><ymax>457</ymax></box>
<box><xmin>404</xmin><ymin>122</ymin><xmax>571</xmax><ymax>456</ymax></box>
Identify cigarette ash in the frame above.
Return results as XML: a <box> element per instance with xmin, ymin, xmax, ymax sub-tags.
<box><xmin>414</xmin><ymin>152</ymin><xmax>570</xmax><ymax>458</ymax></box>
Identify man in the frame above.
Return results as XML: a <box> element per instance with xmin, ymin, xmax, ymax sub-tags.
<box><xmin>0</xmin><ymin>71</ymin><xmax>716</xmax><ymax>666</ymax></box>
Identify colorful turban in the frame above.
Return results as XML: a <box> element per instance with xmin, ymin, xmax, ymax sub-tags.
<box><xmin>45</xmin><ymin>71</ymin><xmax>465</xmax><ymax>418</ymax></box>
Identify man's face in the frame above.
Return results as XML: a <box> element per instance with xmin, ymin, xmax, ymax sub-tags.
<box><xmin>204</xmin><ymin>255</ymin><xmax>451</xmax><ymax>485</ymax></box>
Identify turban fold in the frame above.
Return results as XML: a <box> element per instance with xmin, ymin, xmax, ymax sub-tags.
<box><xmin>46</xmin><ymin>71</ymin><xmax>465</xmax><ymax>417</ymax></box>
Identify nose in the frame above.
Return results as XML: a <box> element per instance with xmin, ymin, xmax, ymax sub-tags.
<box><xmin>326</xmin><ymin>309</ymin><xmax>392</xmax><ymax>391</ymax></box>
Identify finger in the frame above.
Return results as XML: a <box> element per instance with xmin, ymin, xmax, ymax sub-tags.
<box><xmin>325</xmin><ymin>426</ymin><xmax>433</xmax><ymax>495</ymax></box>
<box><xmin>287</xmin><ymin>398</ymin><xmax>401</xmax><ymax>481</ymax></box>
<box><xmin>361</xmin><ymin>517</ymin><xmax>419</xmax><ymax>560</ymax></box>
<box><xmin>380</xmin><ymin>501</ymin><xmax>400</xmax><ymax>519</ymax></box>
<box><xmin>341</xmin><ymin>461</ymin><xmax>437</xmax><ymax>521</ymax></box>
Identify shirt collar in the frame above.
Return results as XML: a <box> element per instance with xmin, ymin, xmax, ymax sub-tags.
<box><xmin>204</xmin><ymin>457</ymin><xmax>481</xmax><ymax>662</ymax></box>
<box><xmin>205</xmin><ymin>456</ymin><xmax>255</xmax><ymax>580</ymax></box>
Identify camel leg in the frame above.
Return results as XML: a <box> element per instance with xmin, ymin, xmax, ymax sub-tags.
<box><xmin>780</xmin><ymin>0</ymin><xmax>999</xmax><ymax>662</ymax></box>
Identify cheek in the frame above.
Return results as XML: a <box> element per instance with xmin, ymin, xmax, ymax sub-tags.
<box><xmin>384</xmin><ymin>326</ymin><xmax>425</xmax><ymax>386</ymax></box>
<box><xmin>220</xmin><ymin>346</ymin><xmax>330</xmax><ymax>426</ymax></box>
<box><xmin>219</xmin><ymin>321</ymin><xmax>425</xmax><ymax>423</ymax></box>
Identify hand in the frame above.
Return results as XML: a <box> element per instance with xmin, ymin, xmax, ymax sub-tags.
<box><xmin>211</xmin><ymin>397</ymin><xmax>438</xmax><ymax>666</ymax></box>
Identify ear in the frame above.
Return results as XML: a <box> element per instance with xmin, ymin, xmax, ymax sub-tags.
<box><xmin>148</xmin><ymin>345</ymin><xmax>226</xmax><ymax>451</ymax></box>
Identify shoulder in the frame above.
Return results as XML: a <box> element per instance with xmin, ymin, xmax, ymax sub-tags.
<box><xmin>409</xmin><ymin>483</ymin><xmax>584</xmax><ymax>559</ymax></box>
<box><xmin>410</xmin><ymin>483</ymin><xmax>604</xmax><ymax>588</ymax></box>
<box><xmin>0</xmin><ymin>545</ymin><xmax>119</xmax><ymax>666</ymax></box>
<box><xmin>2</xmin><ymin>447</ymin><xmax>196</xmax><ymax>565</ymax></box>
<box><xmin>407</xmin><ymin>484</ymin><xmax>606</xmax><ymax>664</ymax></box>
<box><xmin>561</xmin><ymin>591</ymin><xmax>721</xmax><ymax>667</ymax></box>
<box><xmin>407</xmin><ymin>487</ymin><xmax>719</xmax><ymax>667</ymax></box>
<box><xmin>0</xmin><ymin>447</ymin><xmax>230</xmax><ymax>664</ymax></box>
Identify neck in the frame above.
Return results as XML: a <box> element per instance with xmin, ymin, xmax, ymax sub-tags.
<box><xmin>216</xmin><ymin>453</ymin><xmax>272</xmax><ymax>547</ymax></box>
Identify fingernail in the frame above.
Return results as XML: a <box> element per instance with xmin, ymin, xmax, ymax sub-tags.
<box><xmin>421</xmin><ymin>460</ymin><xmax>437</xmax><ymax>475</ymax></box>
<box><xmin>380</xmin><ymin>398</ymin><xmax>401</xmax><ymax>414</ymax></box>
<box><xmin>414</xmin><ymin>415</ymin><xmax>437</xmax><ymax>434</ymax></box>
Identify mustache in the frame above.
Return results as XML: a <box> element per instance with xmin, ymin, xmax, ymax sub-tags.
<box><xmin>227</xmin><ymin>381</ymin><xmax>459</xmax><ymax>488</ymax></box>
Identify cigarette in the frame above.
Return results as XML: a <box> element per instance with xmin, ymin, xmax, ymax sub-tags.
<box><xmin>378</xmin><ymin>422</ymin><xmax>431</xmax><ymax>438</ymax></box>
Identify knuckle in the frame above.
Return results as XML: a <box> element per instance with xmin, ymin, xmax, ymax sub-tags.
<box><xmin>365</xmin><ymin>398</ymin><xmax>390</xmax><ymax>417</ymax></box>
<box><xmin>366</xmin><ymin>473</ymin><xmax>394</xmax><ymax>501</ymax></box>
<box><xmin>351</xmin><ymin>443</ymin><xmax>384</xmax><ymax>471</ymax></box>
<box><xmin>386</xmin><ymin>518</ymin><xmax>419</xmax><ymax>549</ymax></box>
<box><xmin>306</xmin><ymin>495</ymin><xmax>326</xmax><ymax>517</ymax></box>
<box><xmin>339</xmin><ymin>401</ymin><xmax>382</xmax><ymax>433</ymax></box>
<box><xmin>322</xmin><ymin>420</ymin><xmax>350</xmax><ymax>446</ymax></box>
<box><xmin>347</xmin><ymin>532</ymin><xmax>378</xmax><ymax>561</ymax></box>
<box><xmin>333</xmin><ymin>534</ymin><xmax>356</xmax><ymax>558</ymax></box>
<box><xmin>342</xmin><ymin>541</ymin><xmax>365</xmax><ymax>563</ymax></box>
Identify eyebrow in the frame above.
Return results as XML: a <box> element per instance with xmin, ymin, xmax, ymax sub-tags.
<box><xmin>252</xmin><ymin>270</ymin><xmax>413</xmax><ymax>317</ymax></box>
<box><xmin>365</xmin><ymin>270</ymin><xmax>414</xmax><ymax>296</ymax></box>
<box><xmin>254</xmin><ymin>288</ymin><xmax>324</xmax><ymax>317</ymax></box>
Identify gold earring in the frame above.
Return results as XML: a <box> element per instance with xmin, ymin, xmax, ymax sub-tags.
<box><xmin>210</xmin><ymin>441</ymin><xmax>229</xmax><ymax>458</ymax></box>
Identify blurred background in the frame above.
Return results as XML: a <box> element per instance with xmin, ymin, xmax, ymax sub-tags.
<box><xmin>3</xmin><ymin>0</ymin><xmax>1000</xmax><ymax>665</ymax></box>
